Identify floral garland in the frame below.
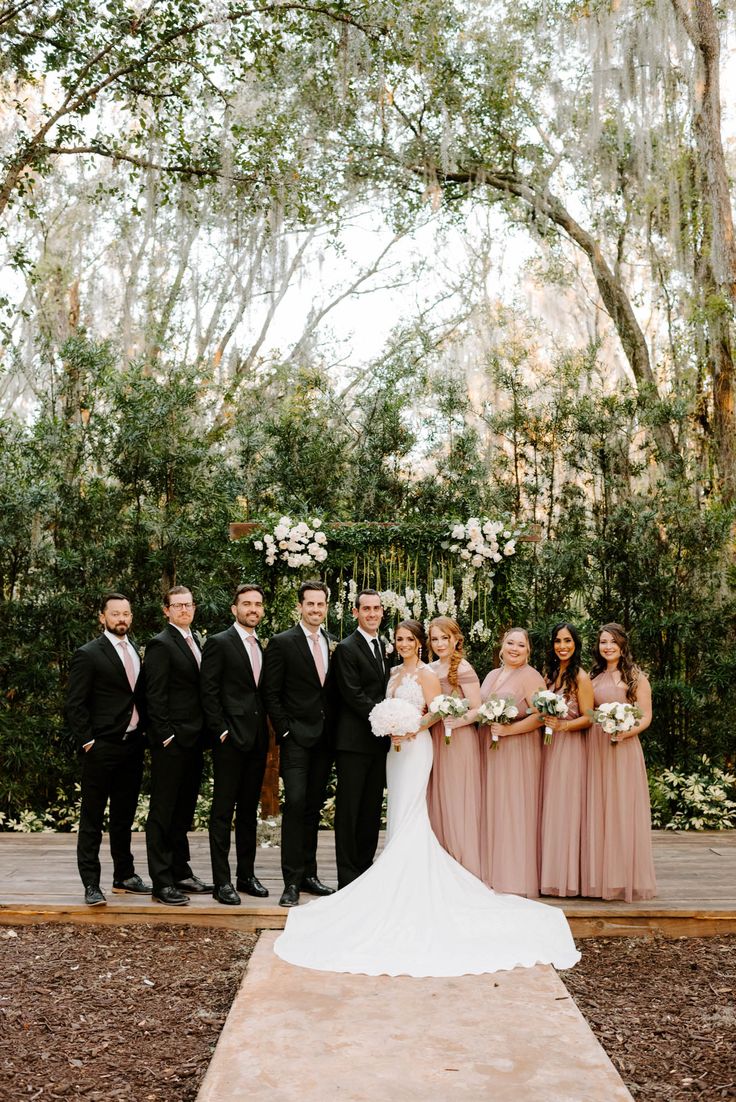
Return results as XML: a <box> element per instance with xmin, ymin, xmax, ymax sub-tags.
<box><xmin>254</xmin><ymin>516</ymin><xmax>328</xmax><ymax>568</ymax></box>
<box><xmin>445</xmin><ymin>517</ymin><xmax>519</xmax><ymax>568</ymax></box>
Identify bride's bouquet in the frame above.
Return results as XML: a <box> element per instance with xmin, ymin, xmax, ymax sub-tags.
<box><xmin>429</xmin><ymin>694</ymin><xmax>470</xmax><ymax>745</ymax></box>
<box><xmin>476</xmin><ymin>695</ymin><xmax>519</xmax><ymax>750</ymax></box>
<box><xmin>369</xmin><ymin>698</ymin><xmax>422</xmax><ymax>752</ymax></box>
<box><xmin>530</xmin><ymin>689</ymin><xmax>569</xmax><ymax>745</ymax></box>
<box><xmin>587</xmin><ymin>701</ymin><xmax>642</xmax><ymax>744</ymax></box>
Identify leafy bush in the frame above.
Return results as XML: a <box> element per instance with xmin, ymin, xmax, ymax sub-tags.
<box><xmin>649</xmin><ymin>758</ymin><xmax>736</xmax><ymax>830</ymax></box>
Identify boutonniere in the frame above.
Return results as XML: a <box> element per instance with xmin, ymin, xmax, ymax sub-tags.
<box><xmin>137</xmin><ymin>644</ymin><xmax>146</xmax><ymax>660</ymax></box>
<box><xmin>194</xmin><ymin>629</ymin><xmax>206</xmax><ymax>648</ymax></box>
<box><xmin>261</xmin><ymin>638</ymin><xmax>269</xmax><ymax>650</ymax></box>
<box><xmin>384</xmin><ymin>642</ymin><xmax>394</xmax><ymax>656</ymax></box>
<box><xmin>328</xmin><ymin>639</ymin><xmax>338</xmax><ymax>655</ymax></box>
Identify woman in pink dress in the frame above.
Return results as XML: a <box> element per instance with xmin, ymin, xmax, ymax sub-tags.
<box><xmin>539</xmin><ymin>622</ymin><xmax>593</xmax><ymax>897</ymax></box>
<box><xmin>582</xmin><ymin>623</ymin><xmax>656</xmax><ymax>902</ymax></box>
<box><xmin>426</xmin><ymin>617</ymin><xmax>483</xmax><ymax>879</ymax></box>
<box><xmin>479</xmin><ymin>628</ymin><xmax>545</xmax><ymax>897</ymax></box>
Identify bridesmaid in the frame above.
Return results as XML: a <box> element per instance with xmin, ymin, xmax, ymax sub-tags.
<box><xmin>582</xmin><ymin>622</ymin><xmax>656</xmax><ymax>902</ymax></box>
<box><xmin>479</xmin><ymin>627</ymin><xmax>545</xmax><ymax>897</ymax></box>
<box><xmin>539</xmin><ymin>622</ymin><xmax>593</xmax><ymax>897</ymax></box>
<box><xmin>427</xmin><ymin>617</ymin><xmax>483</xmax><ymax>879</ymax></box>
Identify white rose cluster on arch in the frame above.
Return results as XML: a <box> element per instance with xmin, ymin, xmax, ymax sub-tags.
<box><xmin>446</xmin><ymin>517</ymin><xmax>519</xmax><ymax>569</ymax></box>
<box><xmin>253</xmin><ymin>517</ymin><xmax>329</xmax><ymax>569</ymax></box>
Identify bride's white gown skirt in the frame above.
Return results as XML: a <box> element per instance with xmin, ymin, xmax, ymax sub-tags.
<box><xmin>274</xmin><ymin>730</ymin><xmax>580</xmax><ymax>977</ymax></box>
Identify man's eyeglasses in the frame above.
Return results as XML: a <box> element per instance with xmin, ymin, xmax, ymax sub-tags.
<box><xmin>169</xmin><ymin>602</ymin><xmax>195</xmax><ymax>610</ymax></box>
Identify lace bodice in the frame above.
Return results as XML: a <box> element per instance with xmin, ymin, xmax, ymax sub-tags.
<box><xmin>388</xmin><ymin>670</ymin><xmax>426</xmax><ymax>712</ymax></box>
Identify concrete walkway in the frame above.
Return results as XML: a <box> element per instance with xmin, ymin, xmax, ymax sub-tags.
<box><xmin>197</xmin><ymin>932</ymin><xmax>633</xmax><ymax>1102</ymax></box>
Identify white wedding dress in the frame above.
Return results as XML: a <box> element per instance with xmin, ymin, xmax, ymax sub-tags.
<box><xmin>274</xmin><ymin>672</ymin><xmax>580</xmax><ymax>977</ymax></box>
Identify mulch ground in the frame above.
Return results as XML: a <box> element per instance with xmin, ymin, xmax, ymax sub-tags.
<box><xmin>0</xmin><ymin>926</ymin><xmax>733</xmax><ymax>1101</ymax></box>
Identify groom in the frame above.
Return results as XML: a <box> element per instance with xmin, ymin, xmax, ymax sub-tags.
<box><xmin>333</xmin><ymin>589</ymin><xmax>391</xmax><ymax>888</ymax></box>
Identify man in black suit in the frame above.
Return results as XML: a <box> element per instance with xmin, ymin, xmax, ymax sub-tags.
<box><xmin>144</xmin><ymin>585</ymin><xmax>213</xmax><ymax>906</ymax></box>
<box><xmin>201</xmin><ymin>583</ymin><xmax>269</xmax><ymax>905</ymax></box>
<box><xmin>262</xmin><ymin>580</ymin><xmax>336</xmax><ymax>908</ymax></box>
<box><xmin>333</xmin><ymin>589</ymin><xmax>390</xmax><ymax>889</ymax></box>
<box><xmin>64</xmin><ymin>592</ymin><xmax>151</xmax><ymax>906</ymax></box>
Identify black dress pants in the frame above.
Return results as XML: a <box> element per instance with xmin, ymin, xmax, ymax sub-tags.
<box><xmin>279</xmin><ymin>736</ymin><xmax>333</xmax><ymax>888</ymax></box>
<box><xmin>334</xmin><ymin>749</ymin><xmax>386</xmax><ymax>889</ymax></box>
<box><xmin>146</xmin><ymin>740</ymin><xmax>204</xmax><ymax>890</ymax></box>
<box><xmin>209</xmin><ymin>736</ymin><xmax>267</xmax><ymax>888</ymax></box>
<box><xmin>77</xmin><ymin>736</ymin><xmax>145</xmax><ymax>887</ymax></box>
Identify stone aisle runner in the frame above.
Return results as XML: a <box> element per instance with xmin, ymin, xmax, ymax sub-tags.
<box><xmin>197</xmin><ymin>931</ymin><xmax>633</xmax><ymax>1102</ymax></box>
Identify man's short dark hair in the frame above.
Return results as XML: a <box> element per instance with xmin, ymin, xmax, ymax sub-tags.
<box><xmin>298</xmin><ymin>580</ymin><xmax>329</xmax><ymax>602</ymax></box>
<box><xmin>99</xmin><ymin>591</ymin><xmax>129</xmax><ymax>613</ymax></box>
<box><xmin>233</xmin><ymin>583</ymin><xmax>265</xmax><ymax>604</ymax></box>
<box><xmin>164</xmin><ymin>585</ymin><xmax>193</xmax><ymax>607</ymax></box>
<box><xmin>355</xmin><ymin>588</ymin><xmax>382</xmax><ymax>608</ymax></box>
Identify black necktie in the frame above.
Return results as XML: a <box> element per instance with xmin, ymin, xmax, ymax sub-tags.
<box><xmin>371</xmin><ymin>638</ymin><xmax>384</xmax><ymax>671</ymax></box>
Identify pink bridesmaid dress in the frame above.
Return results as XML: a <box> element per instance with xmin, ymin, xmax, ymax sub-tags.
<box><xmin>427</xmin><ymin>662</ymin><xmax>483</xmax><ymax>880</ymax></box>
<box><xmin>479</xmin><ymin>664</ymin><xmax>545</xmax><ymax>897</ymax></box>
<box><xmin>582</xmin><ymin>670</ymin><xmax>656</xmax><ymax>901</ymax></box>
<box><xmin>539</xmin><ymin>686</ymin><xmax>587</xmax><ymax>897</ymax></box>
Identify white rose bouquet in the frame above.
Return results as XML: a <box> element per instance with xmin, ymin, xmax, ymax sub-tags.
<box><xmin>369</xmin><ymin>699</ymin><xmax>422</xmax><ymax>752</ymax></box>
<box><xmin>476</xmin><ymin>695</ymin><xmax>519</xmax><ymax>750</ymax></box>
<box><xmin>429</xmin><ymin>694</ymin><xmax>470</xmax><ymax>745</ymax></box>
<box><xmin>588</xmin><ymin>701</ymin><xmax>643</xmax><ymax>743</ymax></box>
<box><xmin>530</xmin><ymin>689</ymin><xmax>569</xmax><ymax>745</ymax></box>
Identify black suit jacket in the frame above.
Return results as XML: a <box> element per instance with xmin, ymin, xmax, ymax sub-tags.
<box><xmin>261</xmin><ymin>625</ymin><xmax>336</xmax><ymax>749</ymax></box>
<box><xmin>333</xmin><ymin>630</ymin><xmax>390</xmax><ymax>754</ymax></box>
<box><xmin>143</xmin><ymin>625</ymin><xmax>205</xmax><ymax>749</ymax></box>
<box><xmin>200</xmin><ymin>625</ymin><xmax>268</xmax><ymax>753</ymax></box>
<box><xmin>64</xmin><ymin>634</ymin><xmax>146</xmax><ymax>749</ymax></box>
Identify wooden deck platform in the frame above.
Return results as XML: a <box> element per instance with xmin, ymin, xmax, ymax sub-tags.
<box><xmin>1</xmin><ymin>830</ymin><xmax>734</xmax><ymax>938</ymax></box>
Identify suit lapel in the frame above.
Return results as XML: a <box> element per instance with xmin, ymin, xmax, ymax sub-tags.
<box><xmin>167</xmin><ymin>623</ymin><xmax>198</xmax><ymax>668</ymax></box>
<box><xmin>97</xmin><ymin>634</ymin><xmax>131</xmax><ymax>687</ymax></box>
<box><xmin>226</xmin><ymin>624</ymin><xmax>259</xmax><ymax>687</ymax></box>
<box><xmin>292</xmin><ymin>625</ymin><xmax>323</xmax><ymax>686</ymax></box>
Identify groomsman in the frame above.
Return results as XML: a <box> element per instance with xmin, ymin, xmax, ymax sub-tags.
<box><xmin>64</xmin><ymin>592</ymin><xmax>151</xmax><ymax>905</ymax></box>
<box><xmin>333</xmin><ymin>589</ymin><xmax>391</xmax><ymax>889</ymax></box>
<box><xmin>262</xmin><ymin>580</ymin><xmax>336</xmax><ymax>908</ymax></box>
<box><xmin>201</xmin><ymin>584</ymin><xmax>269</xmax><ymax>905</ymax></box>
<box><xmin>144</xmin><ymin>586</ymin><xmax>212</xmax><ymax>906</ymax></box>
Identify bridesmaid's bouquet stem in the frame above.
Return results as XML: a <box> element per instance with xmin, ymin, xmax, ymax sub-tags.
<box><xmin>530</xmin><ymin>690</ymin><xmax>569</xmax><ymax>745</ymax></box>
<box><xmin>476</xmin><ymin>696</ymin><xmax>519</xmax><ymax>749</ymax></box>
<box><xmin>429</xmin><ymin>694</ymin><xmax>469</xmax><ymax>745</ymax></box>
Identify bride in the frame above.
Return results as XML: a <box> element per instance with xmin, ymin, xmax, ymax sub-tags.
<box><xmin>274</xmin><ymin>620</ymin><xmax>580</xmax><ymax>977</ymax></box>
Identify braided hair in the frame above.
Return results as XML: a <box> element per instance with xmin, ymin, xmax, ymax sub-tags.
<box><xmin>428</xmin><ymin>616</ymin><xmax>465</xmax><ymax>691</ymax></box>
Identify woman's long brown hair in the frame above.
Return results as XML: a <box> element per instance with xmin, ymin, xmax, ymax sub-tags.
<box><xmin>590</xmin><ymin>622</ymin><xmax>640</xmax><ymax>703</ymax></box>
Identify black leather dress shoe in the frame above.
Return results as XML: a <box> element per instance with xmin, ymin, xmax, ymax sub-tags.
<box><xmin>153</xmin><ymin>885</ymin><xmax>190</xmax><ymax>906</ymax></box>
<box><xmin>279</xmin><ymin>884</ymin><xmax>300</xmax><ymax>907</ymax></box>
<box><xmin>301</xmin><ymin>876</ymin><xmax>335</xmax><ymax>896</ymax></box>
<box><xmin>111</xmin><ymin>874</ymin><xmax>152</xmax><ymax>894</ymax></box>
<box><xmin>237</xmin><ymin>875</ymin><xmax>269</xmax><ymax>898</ymax></box>
<box><xmin>84</xmin><ymin>884</ymin><xmax>106</xmax><ymax>906</ymax></box>
<box><xmin>213</xmin><ymin>883</ymin><xmax>241</xmax><ymax>905</ymax></box>
<box><xmin>174</xmin><ymin>875</ymin><xmax>214</xmax><ymax>894</ymax></box>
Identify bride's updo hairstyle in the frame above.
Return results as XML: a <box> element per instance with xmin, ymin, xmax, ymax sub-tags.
<box><xmin>396</xmin><ymin>619</ymin><xmax>426</xmax><ymax>660</ymax></box>
<box><xmin>428</xmin><ymin>616</ymin><xmax>465</xmax><ymax>691</ymax></box>
<box><xmin>590</xmin><ymin>622</ymin><xmax>640</xmax><ymax>704</ymax></box>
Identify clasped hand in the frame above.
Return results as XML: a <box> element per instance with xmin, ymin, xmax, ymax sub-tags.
<box><xmin>391</xmin><ymin>730</ymin><xmax>418</xmax><ymax>747</ymax></box>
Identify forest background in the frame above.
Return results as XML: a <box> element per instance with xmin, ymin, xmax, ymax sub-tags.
<box><xmin>1</xmin><ymin>0</ymin><xmax>736</xmax><ymax>828</ymax></box>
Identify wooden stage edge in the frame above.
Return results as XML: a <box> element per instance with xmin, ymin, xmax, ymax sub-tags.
<box><xmin>1</xmin><ymin>904</ymin><xmax>735</xmax><ymax>939</ymax></box>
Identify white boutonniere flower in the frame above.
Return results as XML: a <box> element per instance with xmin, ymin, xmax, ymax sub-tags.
<box><xmin>328</xmin><ymin>639</ymin><xmax>338</xmax><ymax>655</ymax></box>
<box><xmin>384</xmin><ymin>642</ymin><xmax>394</xmax><ymax>656</ymax></box>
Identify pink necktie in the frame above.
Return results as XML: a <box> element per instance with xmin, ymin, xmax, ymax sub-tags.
<box><xmin>309</xmin><ymin>632</ymin><xmax>326</xmax><ymax>685</ymax></box>
<box><xmin>245</xmin><ymin>634</ymin><xmax>261</xmax><ymax>682</ymax></box>
<box><xmin>118</xmin><ymin>640</ymin><xmax>140</xmax><ymax>728</ymax></box>
<box><xmin>185</xmin><ymin>634</ymin><xmax>201</xmax><ymax>667</ymax></box>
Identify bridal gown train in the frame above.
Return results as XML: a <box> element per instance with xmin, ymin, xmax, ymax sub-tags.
<box><xmin>274</xmin><ymin>674</ymin><xmax>580</xmax><ymax>977</ymax></box>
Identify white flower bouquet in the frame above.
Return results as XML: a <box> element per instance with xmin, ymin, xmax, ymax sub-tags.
<box><xmin>476</xmin><ymin>695</ymin><xmax>519</xmax><ymax>750</ymax></box>
<box><xmin>588</xmin><ymin>701</ymin><xmax>643</xmax><ymax>743</ymax></box>
<box><xmin>369</xmin><ymin>698</ymin><xmax>421</xmax><ymax>752</ymax></box>
<box><xmin>429</xmin><ymin>694</ymin><xmax>469</xmax><ymax>745</ymax></box>
<box><xmin>530</xmin><ymin>689</ymin><xmax>569</xmax><ymax>745</ymax></box>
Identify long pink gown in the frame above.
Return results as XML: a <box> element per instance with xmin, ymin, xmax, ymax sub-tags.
<box><xmin>427</xmin><ymin>662</ymin><xmax>483</xmax><ymax>880</ymax></box>
<box><xmin>479</xmin><ymin>664</ymin><xmax>545</xmax><ymax>897</ymax></box>
<box><xmin>582</xmin><ymin>670</ymin><xmax>656</xmax><ymax>902</ymax></box>
<box><xmin>539</xmin><ymin>685</ymin><xmax>587</xmax><ymax>897</ymax></box>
